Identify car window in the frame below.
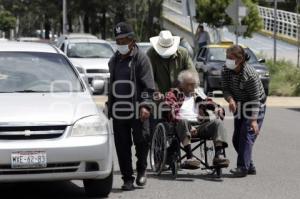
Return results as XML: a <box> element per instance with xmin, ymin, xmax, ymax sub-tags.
<box><xmin>208</xmin><ymin>48</ymin><xmax>227</xmax><ymax>62</ymax></box>
<box><xmin>138</xmin><ymin>45</ymin><xmax>151</xmax><ymax>53</ymax></box>
<box><xmin>0</xmin><ymin>52</ymin><xmax>83</xmax><ymax>93</ymax></box>
<box><xmin>245</xmin><ymin>48</ymin><xmax>258</xmax><ymax>64</ymax></box>
<box><xmin>60</xmin><ymin>43</ymin><xmax>65</xmax><ymax>52</ymax></box>
<box><xmin>67</xmin><ymin>42</ymin><xmax>114</xmax><ymax>58</ymax></box>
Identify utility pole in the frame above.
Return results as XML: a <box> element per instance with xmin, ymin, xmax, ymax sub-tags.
<box><xmin>63</xmin><ymin>0</ymin><xmax>68</xmax><ymax>35</ymax></box>
<box><xmin>186</xmin><ymin>0</ymin><xmax>196</xmax><ymax>48</ymax></box>
<box><xmin>273</xmin><ymin>0</ymin><xmax>278</xmax><ymax>65</ymax></box>
<box><xmin>235</xmin><ymin>0</ymin><xmax>240</xmax><ymax>44</ymax></box>
<box><xmin>297</xmin><ymin>0</ymin><xmax>300</xmax><ymax>68</ymax></box>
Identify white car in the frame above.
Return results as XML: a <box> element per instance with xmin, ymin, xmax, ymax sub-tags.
<box><xmin>0</xmin><ymin>42</ymin><xmax>113</xmax><ymax>197</ymax></box>
<box><xmin>58</xmin><ymin>37</ymin><xmax>113</xmax><ymax>94</ymax></box>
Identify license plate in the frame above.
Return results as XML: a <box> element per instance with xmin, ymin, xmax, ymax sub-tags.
<box><xmin>11</xmin><ymin>151</ymin><xmax>47</xmax><ymax>169</ymax></box>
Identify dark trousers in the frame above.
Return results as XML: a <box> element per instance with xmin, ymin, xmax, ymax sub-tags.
<box><xmin>113</xmin><ymin>118</ymin><xmax>150</xmax><ymax>182</ymax></box>
<box><xmin>198</xmin><ymin>42</ymin><xmax>207</xmax><ymax>48</ymax></box>
<box><xmin>232</xmin><ymin>105</ymin><xmax>266</xmax><ymax>170</ymax></box>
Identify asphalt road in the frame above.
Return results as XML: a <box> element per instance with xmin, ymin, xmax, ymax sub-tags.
<box><xmin>1</xmin><ymin>107</ymin><xmax>299</xmax><ymax>199</ymax></box>
<box><xmin>223</xmin><ymin>28</ymin><xmax>299</xmax><ymax>65</ymax></box>
<box><xmin>163</xmin><ymin>4</ymin><xmax>299</xmax><ymax>65</ymax></box>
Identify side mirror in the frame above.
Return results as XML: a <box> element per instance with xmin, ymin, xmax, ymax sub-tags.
<box><xmin>92</xmin><ymin>79</ymin><xmax>105</xmax><ymax>93</ymax></box>
<box><xmin>258</xmin><ymin>58</ymin><xmax>266</xmax><ymax>64</ymax></box>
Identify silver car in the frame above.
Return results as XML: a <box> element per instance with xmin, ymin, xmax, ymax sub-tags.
<box><xmin>0</xmin><ymin>42</ymin><xmax>113</xmax><ymax>197</ymax></box>
<box><xmin>57</xmin><ymin>37</ymin><xmax>113</xmax><ymax>94</ymax></box>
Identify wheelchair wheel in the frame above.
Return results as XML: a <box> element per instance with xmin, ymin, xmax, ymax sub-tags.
<box><xmin>199</xmin><ymin>140</ymin><xmax>215</xmax><ymax>173</ymax></box>
<box><xmin>150</xmin><ymin>123</ymin><xmax>168</xmax><ymax>175</ymax></box>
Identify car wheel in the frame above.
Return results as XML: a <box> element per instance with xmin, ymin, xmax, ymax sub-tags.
<box><xmin>84</xmin><ymin>168</ymin><xmax>113</xmax><ymax>197</ymax></box>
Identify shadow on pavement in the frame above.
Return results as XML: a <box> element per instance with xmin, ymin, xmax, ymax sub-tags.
<box><xmin>0</xmin><ymin>181</ymin><xmax>93</xmax><ymax>199</ymax></box>
<box><xmin>147</xmin><ymin>171</ymin><xmax>224</xmax><ymax>183</ymax></box>
<box><xmin>287</xmin><ymin>108</ymin><xmax>300</xmax><ymax>113</ymax></box>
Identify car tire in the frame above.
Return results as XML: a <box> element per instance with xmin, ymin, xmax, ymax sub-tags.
<box><xmin>84</xmin><ymin>168</ymin><xmax>113</xmax><ymax>198</ymax></box>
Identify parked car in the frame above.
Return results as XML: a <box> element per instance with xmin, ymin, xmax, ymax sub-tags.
<box><xmin>56</xmin><ymin>33</ymin><xmax>98</xmax><ymax>47</ymax></box>
<box><xmin>0</xmin><ymin>42</ymin><xmax>113</xmax><ymax>197</ymax></box>
<box><xmin>137</xmin><ymin>42</ymin><xmax>152</xmax><ymax>53</ymax></box>
<box><xmin>57</xmin><ymin>37</ymin><xmax>114</xmax><ymax>94</ymax></box>
<box><xmin>194</xmin><ymin>41</ymin><xmax>270</xmax><ymax>95</ymax></box>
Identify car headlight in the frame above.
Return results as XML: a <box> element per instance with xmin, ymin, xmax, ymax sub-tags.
<box><xmin>210</xmin><ymin>70</ymin><xmax>221</xmax><ymax>76</ymax></box>
<box><xmin>257</xmin><ymin>71</ymin><xmax>270</xmax><ymax>77</ymax></box>
<box><xmin>71</xmin><ymin>115</ymin><xmax>109</xmax><ymax>137</ymax></box>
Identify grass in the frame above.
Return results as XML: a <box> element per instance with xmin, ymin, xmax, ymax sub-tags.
<box><xmin>264</xmin><ymin>58</ymin><xmax>300</xmax><ymax>96</ymax></box>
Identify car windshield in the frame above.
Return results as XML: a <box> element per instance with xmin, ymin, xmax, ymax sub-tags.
<box><xmin>67</xmin><ymin>42</ymin><xmax>114</xmax><ymax>58</ymax></box>
<box><xmin>0</xmin><ymin>52</ymin><xmax>83</xmax><ymax>93</ymax></box>
<box><xmin>208</xmin><ymin>47</ymin><xmax>258</xmax><ymax>64</ymax></box>
<box><xmin>207</xmin><ymin>48</ymin><xmax>227</xmax><ymax>62</ymax></box>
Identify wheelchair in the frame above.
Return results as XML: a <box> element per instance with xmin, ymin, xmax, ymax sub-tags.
<box><xmin>149</xmin><ymin>120</ymin><xmax>226</xmax><ymax>179</ymax></box>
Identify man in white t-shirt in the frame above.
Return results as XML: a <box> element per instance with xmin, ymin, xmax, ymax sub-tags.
<box><xmin>164</xmin><ymin>70</ymin><xmax>229</xmax><ymax>169</ymax></box>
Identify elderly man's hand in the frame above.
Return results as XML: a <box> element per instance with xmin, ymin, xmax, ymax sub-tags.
<box><xmin>215</xmin><ymin>107</ymin><xmax>225</xmax><ymax>120</ymax></box>
<box><xmin>140</xmin><ymin>107</ymin><xmax>150</xmax><ymax>122</ymax></box>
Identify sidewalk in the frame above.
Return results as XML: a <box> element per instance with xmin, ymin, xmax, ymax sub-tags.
<box><xmin>93</xmin><ymin>96</ymin><xmax>300</xmax><ymax>108</ymax></box>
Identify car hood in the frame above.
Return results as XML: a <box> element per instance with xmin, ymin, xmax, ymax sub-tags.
<box><xmin>0</xmin><ymin>93</ymin><xmax>101</xmax><ymax>126</ymax></box>
<box><xmin>70</xmin><ymin>58</ymin><xmax>110</xmax><ymax>70</ymax></box>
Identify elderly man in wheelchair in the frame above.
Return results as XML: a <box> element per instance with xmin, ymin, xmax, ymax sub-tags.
<box><xmin>150</xmin><ymin>70</ymin><xmax>229</xmax><ymax>176</ymax></box>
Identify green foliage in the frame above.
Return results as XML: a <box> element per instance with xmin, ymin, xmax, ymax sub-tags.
<box><xmin>0</xmin><ymin>9</ymin><xmax>16</xmax><ymax>31</ymax></box>
<box><xmin>0</xmin><ymin>0</ymin><xmax>163</xmax><ymax>40</ymax></box>
<box><xmin>265</xmin><ymin>59</ymin><xmax>300</xmax><ymax>96</ymax></box>
<box><xmin>196</xmin><ymin>0</ymin><xmax>263</xmax><ymax>38</ymax></box>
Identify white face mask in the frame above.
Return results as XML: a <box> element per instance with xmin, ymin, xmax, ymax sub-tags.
<box><xmin>225</xmin><ymin>59</ymin><xmax>237</xmax><ymax>70</ymax></box>
<box><xmin>117</xmin><ymin>44</ymin><xmax>130</xmax><ymax>55</ymax></box>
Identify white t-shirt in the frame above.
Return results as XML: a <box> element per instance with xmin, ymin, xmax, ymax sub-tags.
<box><xmin>178</xmin><ymin>96</ymin><xmax>198</xmax><ymax>122</ymax></box>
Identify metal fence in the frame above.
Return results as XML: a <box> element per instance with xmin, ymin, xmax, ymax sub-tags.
<box><xmin>258</xmin><ymin>6</ymin><xmax>299</xmax><ymax>40</ymax></box>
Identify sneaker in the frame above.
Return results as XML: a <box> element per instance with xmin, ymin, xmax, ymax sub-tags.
<box><xmin>213</xmin><ymin>157</ymin><xmax>230</xmax><ymax>167</ymax></box>
<box><xmin>182</xmin><ymin>158</ymin><xmax>200</xmax><ymax>169</ymax></box>
<box><xmin>121</xmin><ymin>181</ymin><xmax>134</xmax><ymax>191</ymax></box>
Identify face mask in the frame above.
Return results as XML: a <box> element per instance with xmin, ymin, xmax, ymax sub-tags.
<box><xmin>225</xmin><ymin>59</ymin><xmax>237</xmax><ymax>70</ymax></box>
<box><xmin>117</xmin><ymin>44</ymin><xmax>130</xmax><ymax>55</ymax></box>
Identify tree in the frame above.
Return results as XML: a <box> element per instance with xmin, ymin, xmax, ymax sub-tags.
<box><xmin>196</xmin><ymin>0</ymin><xmax>263</xmax><ymax>38</ymax></box>
<box><xmin>0</xmin><ymin>8</ymin><xmax>16</xmax><ymax>32</ymax></box>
